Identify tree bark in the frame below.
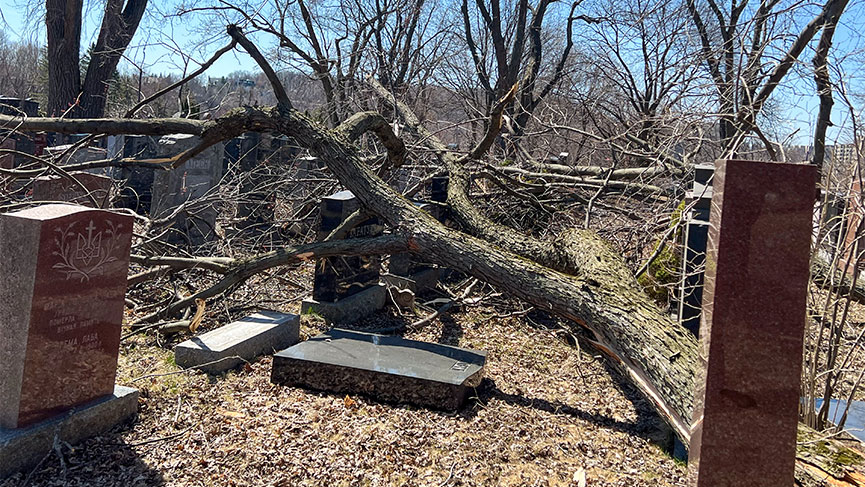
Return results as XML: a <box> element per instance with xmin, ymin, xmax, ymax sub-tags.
<box><xmin>5</xmin><ymin>103</ymin><xmax>865</xmax><ymax>484</ymax></box>
<box><xmin>79</xmin><ymin>0</ymin><xmax>148</xmax><ymax>118</ymax></box>
<box><xmin>45</xmin><ymin>0</ymin><xmax>83</xmax><ymax>117</ymax></box>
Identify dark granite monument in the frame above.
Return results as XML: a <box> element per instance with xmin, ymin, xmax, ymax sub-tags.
<box><xmin>0</xmin><ymin>204</ymin><xmax>139</xmax><ymax>476</ymax></box>
<box><xmin>301</xmin><ymin>191</ymin><xmax>386</xmax><ymax>323</ymax></box>
<box><xmin>32</xmin><ymin>172</ymin><xmax>113</xmax><ymax>208</ymax></box>
<box><xmin>678</xmin><ymin>164</ymin><xmax>713</xmax><ymax>335</ymax></box>
<box><xmin>118</xmin><ymin>135</ymin><xmax>158</xmax><ymax>212</ymax></box>
<box><xmin>689</xmin><ymin>160</ymin><xmax>817</xmax><ymax>487</ymax></box>
<box><xmin>151</xmin><ymin>134</ymin><xmax>225</xmax><ymax>244</ymax></box>
<box><xmin>271</xmin><ymin>329</ymin><xmax>487</xmax><ymax>410</ymax></box>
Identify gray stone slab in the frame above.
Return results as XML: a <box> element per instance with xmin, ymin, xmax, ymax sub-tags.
<box><xmin>271</xmin><ymin>328</ymin><xmax>486</xmax><ymax>410</ymax></box>
<box><xmin>0</xmin><ymin>385</ymin><xmax>138</xmax><ymax>479</ymax></box>
<box><xmin>174</xmin><ymin>310</ymin><xmax>299</xmax><ymax>374</ymax></box>
<box><xmin>301</xmin><ymin>283</ymin><xmax>386</xmax><ymax>325</ymax></box>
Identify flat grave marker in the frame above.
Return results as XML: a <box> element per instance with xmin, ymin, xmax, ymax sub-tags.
<box><xmin>271</xmin><ymin>328</ymin><xmax>487</xmax><ymax>410</ymax></box>
<box><xmin>175</xmin><ymin>310</ymin><xmax>300</xmax><ymax>374</ymax></box>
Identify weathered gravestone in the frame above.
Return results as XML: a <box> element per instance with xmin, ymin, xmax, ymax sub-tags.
<box><xmin>689</xmin><ymin>160</ymin><xmax>817</xmax><ymax>487</ymax></box>
<box><xmin>234</xmin><ymin>133</ymin><xmax>276</xmax><ymax>229</ymax></box>
<box><xmin>44</xmin><ymin>144</ymin><xmax>108</xmax><ymax>169</ymax></box>
<box><xmin>301</xmin><ymin>190</ymin><xmax>386</xmax><ymax>323</ymax></box>
<box><xmin>32</xmin><ymin>172</ymin><xmax>113</xmax><ymax>208</ymax></box>
<box><xmin>0</xmin><ymin>204</ymin><xmax>138</xmax><ymax>477</ymax></box>
<box><xmin>151</xmin><ymin>134</ymin><xmax>225</xmax><ymax>244</ymax></box>
<box><xmin>271</xmin><ymin>328</ymin><xmax>487</xmax><ymax>410</ymax></box>
<box><xmin>175</xmin><ymin>310</ymin><xmax>300</xmax><ymax>374</ymax></box>
<box><xmin>118</xmin><ymin>135</ymin><xmax>158</xmax><ymax>213</ymax></box>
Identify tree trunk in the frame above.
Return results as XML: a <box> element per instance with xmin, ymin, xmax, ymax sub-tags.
<box><xmin>4</xmin><ymin>105</ymin><xmax>865</xmax><ymax>484</ymax></box>
<box><xmin>79</xmin><ymin>0</ymin><xmax>148</xmax><ymax>118</ymax></box>
<box><xmin>45</xmin><ymin>0</ymin><xmax>83</xmax><ymax>117</ymax></box>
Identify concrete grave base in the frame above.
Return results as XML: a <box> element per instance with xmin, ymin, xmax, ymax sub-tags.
<box><xmin>174</xmin><ymin>310</ymin><xmax>300</xmax><ymax>374</ymax></box>
<box><xmin>0</xmin><ymin>385</ymin><xmax>138</xmax><ymax>479</ymax></box>
<box><xmin>301</xmin><ymin>283</ymin><xmax>387</xmax><ymax>325</ymax></box>
<box><xmin>271</xmin><ymin>329</ymin><xmax>487</xmax><ymax>410</ymax></box>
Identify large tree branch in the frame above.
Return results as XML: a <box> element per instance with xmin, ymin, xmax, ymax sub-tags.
<box><xmin>335</xmin><ymin>111</ymin><xmax>407</xmax><ymax>168</ymax></box>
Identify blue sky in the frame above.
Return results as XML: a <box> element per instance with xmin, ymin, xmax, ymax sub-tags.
<box><xmin>0</xmin><ymin>0</ymin><xmax>260</xmax><ymax>77</ymax></box>
<box><xmin>0</xmin><ymin>0</ymin><xmax>863</xmax><ymax>147</ymax></box>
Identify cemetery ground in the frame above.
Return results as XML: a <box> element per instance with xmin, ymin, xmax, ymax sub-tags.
<box><xmin>0</xmin><ymin>263</ymin><xmax>693</xmax><ymax>487</ymax></box>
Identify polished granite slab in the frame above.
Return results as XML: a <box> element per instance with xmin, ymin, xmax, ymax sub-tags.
<box><xmin>175</xmin><ymin>310</ymin><xmax>299</xmax><ymax>373</ymax></box>
<box><xmin>271</xmin><ymin>329</ymin><xmax>486</xmax><ymax>410</ymax></box>
<box><xmin>689</xmin><ymin>160</ymin><xmax>816</xmax><ymax>487</ymax></box>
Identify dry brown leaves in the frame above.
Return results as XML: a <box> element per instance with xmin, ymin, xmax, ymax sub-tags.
<box><xmin>2</xmin><ymin>301</ymin><xmax>687</xmax><ymax>487</ymax></box>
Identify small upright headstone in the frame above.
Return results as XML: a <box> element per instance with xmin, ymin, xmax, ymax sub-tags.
<box><xmin>301</xmin><ymin>191</ymin><xmax>386</xmax><ymax>323</ymax></box>
<box><xmin>32</xmin><ymin>172</ymin><xmax>113</xmax><ymax>208</ymax></box>
<box><xmin>678</xmin><ymin>164</ymin><xmax>713</xmax><ymax>335</ymax></box>
<box><xmin>689</xmin><ymin>160</ymin><xmax>816</xmax><ymax>487</ymax></box>
<box><xmin>151</xmin><ymin>134</ymin><xmax>225</xmax><ymax>244</ymax></box>
<box><xmin>313</xmin><ymin>190</ymin><xmax>383</xmax><ymax>302</ymax></box>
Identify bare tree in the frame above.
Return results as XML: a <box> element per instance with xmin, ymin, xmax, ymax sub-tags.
<box><xmin>45</xmin><ymin>0</ymin><xmax>147</xmax><ymax>117</ymax></box>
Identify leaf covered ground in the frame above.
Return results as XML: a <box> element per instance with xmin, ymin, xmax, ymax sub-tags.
<box><xmin>3</xmin><ymin>280</ymin><xmax>688</xmax><ymax>487</ymax></box>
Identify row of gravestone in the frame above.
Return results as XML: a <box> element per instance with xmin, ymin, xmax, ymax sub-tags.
<box><xmin>0</xmin><ymin>199</ymin><xmax>482</xmax><ymax>479</ymax></box>
<box><xmin>0</xmin><ymin>159</ymin><xmax>820</xmax><ymax>486</ymax></box>
<box><xmin>6</xmin><ymin>132</ymin><xmax>317</xmax><ymax>245</ymax></box>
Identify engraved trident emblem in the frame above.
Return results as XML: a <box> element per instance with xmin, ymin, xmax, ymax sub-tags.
<box><xmin>74</xmin><ymin>220</ymin><xmax>103</xmax><ymax>266</ymax></box>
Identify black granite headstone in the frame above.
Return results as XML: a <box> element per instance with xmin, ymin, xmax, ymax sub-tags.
<box><xmin>118</xmin><ymin>136</ymin><xmax>157</xmax><ymax>212</ymax></box>
<box><xmin>312</xmin><ymin>191</ymin><xmax>383</xmax><ymax>302</ymax></box>
<box><xmin>678</xmin><ymin>164</ymin><xmax>713</xmax><ymax>335</ymax></box>
<box><xmin>271</xmin><ymin>328</ymin><xmax>486</xmax><ymax>410</ymax></box>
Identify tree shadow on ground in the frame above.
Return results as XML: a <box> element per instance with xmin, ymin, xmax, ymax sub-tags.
<box><xmin>467</xmin><ymin>375</ymin><xmax>673</xmax><ymax>450</ymax></box>
<box><xmin>0</xmin><ymin>419</ymin><xmax>165</xmax><ymax>487</ymax></box>
<box><xmin>436</xmin><ymin>313</ymin><xmax>464</xmax><ymax>346</ymax></box>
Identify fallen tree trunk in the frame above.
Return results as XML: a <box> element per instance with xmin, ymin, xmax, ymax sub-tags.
<box><xmin>4</xmin><ymin>103</ymin><xmax>863</xmax><ymax>486</ymax></box>
<box><xmin>3</xmin><ymin>24</ymin><xmax>864</xmax><ymax>481</ymax></box>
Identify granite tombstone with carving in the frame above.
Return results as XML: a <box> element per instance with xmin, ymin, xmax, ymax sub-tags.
<box><xmin>0</xmin><ymin>204</ymin><xmax>133</xmax><ymax>428</ymax></box>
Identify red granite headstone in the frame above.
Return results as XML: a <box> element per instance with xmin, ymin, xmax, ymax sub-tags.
<box><xmin>0</xmin><ymin>138</ymin><xmax>14</xmax><ymax>170</ymax></box>
<box><xmin>0</xmin><ymin>204</ymin><xmax>133</xmax><ymax>428</ymax></box>
<box><xmin>689</xmin><ymin>160</ymin><xmax>817</xmax><ymax>486</ymax></box>
<box><xmin>32</xmin><ymin>172</ymin><xmax>114</xmax><ymax>208</ymax></box>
